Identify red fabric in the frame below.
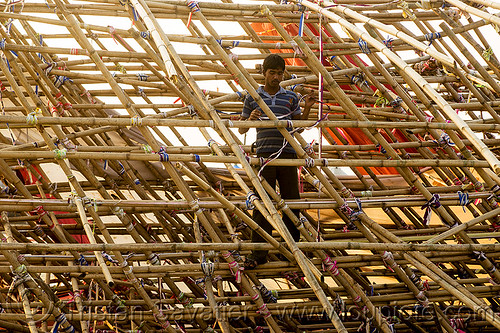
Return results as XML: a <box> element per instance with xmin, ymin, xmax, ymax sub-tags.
<box><xmin>17</xmin><ymin>167</ymin><xmax>89</xmax><ymax>243</ymax></box>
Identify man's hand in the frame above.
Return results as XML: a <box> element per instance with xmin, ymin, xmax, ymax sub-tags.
<box><xmin>301</xmin><ymin>92</ymin><xmax>316</xmax><ymax>120</ymax></box>
<box><xmin>248</xmin><ymin>109</ymin><xmax>262</xmax><ymax>121</ymax></box>
<box><xmin>239</xmin><ymin>109</ymin><xmax>261</xmax><ymax>134</ymax></box>
<box><xmin>304</xmin><ymin>93</ymin><xmax>316</xmax><ymax>110</ymax></box>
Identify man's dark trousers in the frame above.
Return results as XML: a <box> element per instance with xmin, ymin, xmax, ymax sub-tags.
<box><xmin>251</xmin><ymin>152</ymin><xmax>301</xmax><ymax>261</ymax></box>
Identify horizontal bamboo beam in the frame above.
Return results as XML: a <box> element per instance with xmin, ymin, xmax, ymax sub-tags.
<box><xmin>0</xmin><ymin>240</ymin><xmax>497</xmax><ymax>253</ymax></box>
<box><xmin>2</xmin><ymin>115</ymin><xmax>500</xmax><ymax>132</ymax></box>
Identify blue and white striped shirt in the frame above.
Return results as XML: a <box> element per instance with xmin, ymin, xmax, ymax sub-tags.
<box><xmin>242</xmin><ymin>86</ymin><xmax>301</xmax><ymax>154</ymax></box>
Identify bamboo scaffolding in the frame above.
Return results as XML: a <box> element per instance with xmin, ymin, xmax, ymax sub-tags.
<box><xmin>0</xmin><ymin>0</ymin><xmax>499</xmax><ymax>331</ymax></box>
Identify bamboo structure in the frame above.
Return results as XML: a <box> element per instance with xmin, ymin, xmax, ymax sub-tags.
<box><xmin>0</xmin><ymin>0</ymin><xmax>499</xmax><ymax>331</ymax></box>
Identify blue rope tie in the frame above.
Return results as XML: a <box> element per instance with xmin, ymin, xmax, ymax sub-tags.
<box><xmin>137</xmin><ymin>73</ymin><xmax>148</xmax><ymax>81</ymax></box>
<box><xmin>118</xmin><ymin>161</ymin><xmax>125</xmax><ymax>175</ymax></box>
<box><xmin>245</xmin><ymin>191</ymin><xmax>258</xmax><ymax>210</ymax></box>
<box><xmin>235</xmin><ymin>90</ymin><xmax>245</xmax><ymax>101</ymax></box>
<box><xmin>350</xmin><ymin>198</ymin><xmax>363</xmax><ymax>221</ymax></box>
<box><xmin>298</xmin><ymin>0</ymin><xmax>305</xmax><ymax>37</ymax></box>
<box><xmin>383</xmin><ymin>37</ymin><xmax>394</xmax><ymax>50</ymax></box>
<box><xmin>140</xmin><ymin>31</ymin><xmax>150</xmax><ymax>39</ymax></box>
<box><xmin>53</xmin><ymin>76</ymin><xmax>73</xmax><ymax>88</ymax></box>
<box><xmin>376</xmin><ymin>144</ymin><xmax>387</xmax><ymax>154</ymax></box>
<box><xmin>358</xmin><ymin>38</ymin><xmax>371</xmax><ymax>54</ymax></box>
<box><xmin>457</xmin><ymin>191</ymin><xmax>469</xmax><ymax>212</ymax></box>
<box><xmin>187</xmin><ymin>0</ymin><xmax>201</xmax><ymax>12</ymax></box>
<box><xmin>76</xmin><ymin>254</ymin><xmax>88</xmax><ymax>266</ymax></box>
<box><xmin>424</xmin><ymin>32</ymin><xmax>441</xmax><ymax>46</ymax></box>
<box><xmin>157</xmin><ymin>147</ymin><xmax>169</xmax><ymax>162</ymax></box>
<box><xmin>421</xmin><ymin>194</ymin><xmax>441</xmax><ymax>226</ymax></box>
<box><xmin>438</xmin><ymin>133</ymin><xmax>455</xmax><ymax>148</ymax></box>
<box><xmin>131</xmin><ymin>6</ymin><xmax>139</xmax><ymax>21</ymax></box>
<box><xmin>390</xmin><ymin>97</ymin><xmax>403</xmax><ymax>108</ymax></box>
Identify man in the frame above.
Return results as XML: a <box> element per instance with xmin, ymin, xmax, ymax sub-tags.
<box><xmin>239</xmin><ymin>54</ymin><xmax>315</xmax><ymax>269</ymax></box>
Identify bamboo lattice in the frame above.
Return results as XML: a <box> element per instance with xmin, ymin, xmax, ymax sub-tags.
<box><xmin>0</xmin><ymin>0</ymin><xmax>500</xmax><ymax>332</ymax></box>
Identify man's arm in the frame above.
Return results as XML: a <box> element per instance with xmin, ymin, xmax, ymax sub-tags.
<box><xmin>239</xmin><ymin>109</ymin><xmax>261</xmax><ymax>134</ymax></box>
<box><xmin>292</xmin><ymin>93</ymin><xmax>315</xmax><ymax>120</ymax></box>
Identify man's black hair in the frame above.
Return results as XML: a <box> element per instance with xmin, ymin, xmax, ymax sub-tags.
<box><xmin>262</xmin><ymin>54</ymin><xmax>285</xmax><ymax>73</ymax></box>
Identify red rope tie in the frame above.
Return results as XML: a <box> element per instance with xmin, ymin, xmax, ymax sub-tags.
<box><xmin>322</xmin><ymin>256</ymin><xmax>339</xmax><ymax>276</ymax></box>
<box><xmin>257</xmin><ymin>304</ymin><xmax>272</xmax><ymax>318</ymax></box>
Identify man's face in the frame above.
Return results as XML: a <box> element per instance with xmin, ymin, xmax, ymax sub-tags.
<box><xmin>264</xmin><ymin>68</ymin><xmax>284</xmax><ymax>89</ymax></box>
